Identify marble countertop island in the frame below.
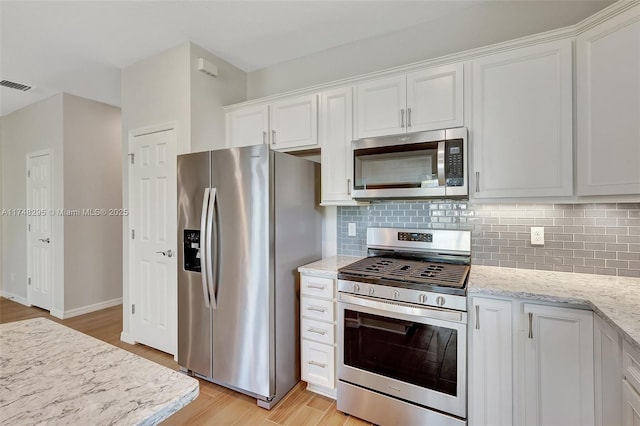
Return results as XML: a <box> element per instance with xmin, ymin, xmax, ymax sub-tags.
<box><xmin>0</xmin><ymin>318</ymin><xmax>199</xmax><ymax>425</ymax></box>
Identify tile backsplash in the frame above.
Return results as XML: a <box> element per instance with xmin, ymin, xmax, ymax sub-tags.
<box><xmin>337</xmin><ymin>201</ymin><xmax>640</xmax><ymax>277</ymax></box>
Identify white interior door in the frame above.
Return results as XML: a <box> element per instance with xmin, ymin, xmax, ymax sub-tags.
<box><xmin>27</xmin><ymin>152</ymin><xmax>53</xmax><ymax>310</ymax></box>
<box><xmin>129</xmin><ymin>127</ymin><xmax>177</xmax><ymax>355</ymax></box>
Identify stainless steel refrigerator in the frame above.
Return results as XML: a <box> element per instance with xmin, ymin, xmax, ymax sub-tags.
<box><xmin>177</xmin><ymin>144</ymin><xmax>322</xmax><ymax>409</ymax></box>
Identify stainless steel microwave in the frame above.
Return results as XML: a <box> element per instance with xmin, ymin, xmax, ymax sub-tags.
<box><xmin>351</xmin><ymin>128</ymin><xmax>468</xmax><ymax>200</ymax></box>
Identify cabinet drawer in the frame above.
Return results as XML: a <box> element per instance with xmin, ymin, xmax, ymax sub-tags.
<box><xmin>301</xmin><ymin>275</ymin><xmax>334</xmax><ymax>299</ymax></box>
<box><xmin>302</xmin><ymin>318</ymin><xmax>335</xmax><ymax>346</ymax></box>
<box><xmin>301</xmin><ymin>297</ymin><xmax>334</xmax><ymax>322</ymax></box>
<box><xmin>624</xmin><ymin>340</ymin><xmax>640</xmax><ymax>394</ymax></box>
<box><xmin>302</xmin><ymin>339</ymin><xmax>335</xmax><ymax>389</ymax></box>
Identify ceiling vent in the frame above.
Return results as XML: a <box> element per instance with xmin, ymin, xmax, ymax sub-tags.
<box><xmin>0</xmin><ymin>80</ymin><xmax>32</xmax><ymax>92</ymax></box>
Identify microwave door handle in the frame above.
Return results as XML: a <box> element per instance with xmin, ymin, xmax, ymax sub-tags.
<box><xmin>437</xmin><ymin>141</ymin><xmax>446</xmax><ymax>186</ymax></box>
<box><xmin>200</xmin><ymin>188</ymin><xmax>211</xmax><ymax>308</ymax></box>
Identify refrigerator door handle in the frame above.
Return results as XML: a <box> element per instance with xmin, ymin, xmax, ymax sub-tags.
<box><xmin>206</xmin><ymin>187</ymin><xmax>218</xmax><ymax>309</ymax></box>
<box><xmin>200</xmin><ymin>188</ymin><xmax>211</xmax><ymax>308</ymax></box>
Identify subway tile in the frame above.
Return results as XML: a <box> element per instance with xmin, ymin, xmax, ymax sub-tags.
<box><xmin>508</xmin><ymin>240</ymin><xmax>526</xmax><ymax>247</ymax></box>
<box><xmin>630</xmin><ymin>244</ymin><xmax>640</xmax><ymax>253</ymax></box>
<box><xmin>606</xmin><ymin>260</ymin><xmax>629</xmax><ymax>269</ymax></box>
<box><xmin>574</xmin><ymin>250</ymin><xmax>595</xmax><ymax>259</ymax></box>
<box><xmin>595</xmin><ymin>235</ymin><xmax>617</xmax><ymax>243</ymax></box>
<box><xmin>555</xmin><ymin>218</ymin><xmax>575</xmax><ymax>226</ymax></box>
<box><xmin>535</xmin><ymin>263</ymin><xmax>554</xmax><ymax>271</ymax></box>
<box><xmin>620</xmin><ymin>203</ymin><xmax>640</xmax><ymax>209</ymax></box>
<box><xmin>535</xmin><ymin>248</ymin><xmax>554</xmax><ymax>256</ymax></box>
<box><xmin>563</xmin><ymin>226</ymin><xmax>584</xmax><ymax>233</ymax></box>
<box><xmin>516</xmin><ymin>262</ymin><xmax>536</xmax><ymax>270</ymax></box>
<box><xmin>499</xmin><ymin>246</ymin><xmax>518</xmax><ymax>254</ymax></box>
<box><xmin>595</xmin><ymin>251</ymin><xmax>617</xmax><ymax>260</ymax></box>
<box><xmin>544</xmin><ymin>241</ymin><xmax>564</xmax><ymax>249</ymax></box>
<box><xmin>596</xmin><ymin>218</ymin><xmax>618</xmax><ymax>226</ymax></box>
<box><xmin>507</xmin><ymin>225</ymin><xmax>527</xmax><ymax>232</ymax></box>
<box><xmin>619</xmin><ymin>270</ymin><xmax>640</xmax><ymax>278</ymax></box>
<box><xmin>585</xmin><ymin>259</ymin><xmax>606</xmax><ymax>268</ymax></box>
<box><xmin>619</xmin><ymin>252</ymin><xmax>640</xmax><ymax>261</ymax></box>
<box><xmin>619</xmin><ymin>218</ymin><xmax>640</xmax><ymax>226</ymax></box>
<box><xmin>545</xmin><ymin>256</ymin><xmax>564</xmax><ymax>265</ymax></box>
<box><xmin>564</xmin><ymin>257</ymin><xmax>585</xmax><ymax>266</ymax></box>
<box><xmin>606</xmin><ymin>227</ymin><xmax>628</xmax><ymax>235</ymax></box>
<box><xmin>517</xmin><ymin>247</ymin><xmax>536</xmax><ymax>255</ymax></box>
<box><xmin>552</xmin><ymin>249</ymin><xmax>573</xmax><ymax>257</ymax></box>
<box><xmin>584</xmin><ymin>242</ymin><xmax>605</xmax><ymax>250</ymax></box>
<box><xmin>526</xmin><ymin>255</ymin><xmax>546</xmax><ymax>263</ymax></box>
<box><xmin>574</xmin><ymin>266</ymin><xmax>595</xmax><ymax>274</ymax></box>
<box><xmin>606</xmin><ymin>210</ymin><xmax>629</xmax><ymax>218</ymax></box>
<box><xmin>574</xmin><ymin>218</ymin><xmax>597</xmax><ymax>226</ymax></box>
<box><xmin>585</xmin><ymin>210</ymin><xmax>607</xmax><ymax>218</ymax></box>
<box><xmin>554</xmin><ymin>265</ymin><xmax>574</xmax><ymax>273</ymax></box>
<box><xmin>606</xmin><ymin>243</ymin><xmax>629</xmax><ymax>251</ymax></box>
<box><xmin>555</xmin><ymin>234</ymin><xmax>574</xmax><ymax>242</ymax></box>
<box><xmin>564</xmin><ymin>210</ymin><xmax>585</xmax><ymax>218</ymax></box>
<box><xmin>629</xmin><ymin>261</ymin><xmax>640</xmax><ymax>270</ymax></box>
<box><xmin>500</xmin><ymin>261</ymin><xmax>518</xmax><ymax>268</ymax></box>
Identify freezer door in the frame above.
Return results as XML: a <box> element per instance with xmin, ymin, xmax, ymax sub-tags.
<box><xmin>177</xmin><ymin>151</ymin><xmax>212</xmax><ymax>377</ymax></box>
<box><xmin>209</xmin><ymin>145</ymin><xmax>273</xmax><ymax>398</ymax></box>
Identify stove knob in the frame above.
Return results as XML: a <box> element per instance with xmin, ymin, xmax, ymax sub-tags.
<box><xmin>368</xmin><ymin>287</ymin><xmax>375</xmax><ymax>296</ymax></box>
<box><xmin>436</xmin><ymin>296</ymin><xmax>446</xmax><ymax>307</ymax></box>
<box><xmin>419</xmin><ymin>294</ymin><xmax>427</xmax><ymax>304</ymax></box>
<box><xmin>393</xmin><ymin>290</ymin><xmax>400</xmax><ymax>300</ymax></box>
<box><xmin>353</xmin><ymin>283</ymin><xmax>360</xmax><ymax>293</ymax></box>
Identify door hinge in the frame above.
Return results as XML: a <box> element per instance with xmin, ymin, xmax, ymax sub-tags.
<box><xmin>131</xmin><ymin>304</ymin><xmax>135</xmax><ymax>314</ymax></box>
<box><xmin>131</xmin><ymin>229</ymin><xmax>135</xmax><ymax>239</ymax></box>
<box><xmin>28</xmin><ymin>277</ymin><xmax>31</xmax><ymax>285</ymax></box>
<box><xmin>128</xmin><ymin>153</ymin><xmax>135</xmax><ymax>165</ymax></box>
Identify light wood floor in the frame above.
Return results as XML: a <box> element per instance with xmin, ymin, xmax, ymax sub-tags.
<box><xmin>0</xmin><ymin>298</ymin><xmax>371</xmax><ymax>425</ymax></box>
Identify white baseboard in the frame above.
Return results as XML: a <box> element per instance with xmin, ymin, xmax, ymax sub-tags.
<box><xmin>60</xmin><ymin>297</ymin><xmax>123</xmax><ymax>319</ymax></box>
<box><xmin>0</xmin><ymin>290</ymin><xmax>30</xmax><ymax>307</ymax></box>
<box><xmin>50</xmin><ymin>309</ymin><xmax>64</xmax><ymax>319</ymax></box>
<box><xmin>120</xmin><ymin>331</ymin><xmax>136</xmax><ymax>345</ymax></box>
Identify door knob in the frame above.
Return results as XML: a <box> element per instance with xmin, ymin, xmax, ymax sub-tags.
<box><xmin>156</xmin><ymin>249</ymin><xmax>174</xmax><ymax>258</ymax></box>
<box><xmin>38</xmin><ymin>238</ymin><xmax>50</xmax><ymax>244</ymax></box>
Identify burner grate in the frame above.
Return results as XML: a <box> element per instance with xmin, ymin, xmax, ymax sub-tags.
<box><xmin>340</xmin><ymin>257</ymin><xmax>469</xmax><ymax>288</ymax></box>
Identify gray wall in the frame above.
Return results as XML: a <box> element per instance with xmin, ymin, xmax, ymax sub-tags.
<box><xmin>63</xmin><ymin>93</ymin><xmax>122</xmax><ymax>311</ymax></box>
<box><xmin>1</xmin><ymin>94</ymin><xmax>65</xmax><ymax>309</ymax></box>
<box><xmin>247</xmin><ymin>1</ymin><xmax>612</xmax><ymax>99</ymax></box>
<box><xmin>338</xmin><ymin>201</ymin><xmax>640</xmax><ymax>278</ymax></box>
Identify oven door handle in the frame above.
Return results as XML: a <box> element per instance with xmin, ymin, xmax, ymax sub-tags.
<box><xmin>338</xmin><ymin>293</ymin><xmax>466</xmax><ymax>323</ymax></box>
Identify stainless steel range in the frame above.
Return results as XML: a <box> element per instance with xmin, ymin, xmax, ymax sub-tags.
<box><xmin>337</xmin><ymin>227</ymin><xmax>471</xmax><ymax>426</ymax></box>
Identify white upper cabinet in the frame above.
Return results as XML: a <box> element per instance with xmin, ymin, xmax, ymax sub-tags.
<box><xmin>269</xmin><ymin>94</ymin><xmax>319</xmax><ymax>151</ymax></box>
<box><xmin>355</xmin><ymin>75</ymin><xmax>407</xmax><ymax>138</ymax></box>
<box><xmin>225</xmin><ymin>104</ymin><xmax>269</xmax><ymax>148</ymax></box>
<box><xmin>320</xmin><ymin>87</ymin><xmax>359</xmax><ymax>205</ymax></box>
<box><xmin>577</xmin><ymin>4</ymin><xmax>640</xmax><ymax>196</ymax></box>
<box><xmin>472</xmin><ymin>39</ymin><xmax>573</xmax><ymax>198</ymax></box>
<box><xmin>406</xmin><ymin>64</ymin><xmax>464</xmax><ymax>133</ymax></box>
<box><xmin>355</xmin><ymin>63</ymin><xmax>463</xmax><ymax>139</ymax></box>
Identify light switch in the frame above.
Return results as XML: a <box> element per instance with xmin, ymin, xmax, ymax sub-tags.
<box><xmin>348</xmin><ymin>222</ymin><xmax>357</xmax><ymax>237</ymax></box>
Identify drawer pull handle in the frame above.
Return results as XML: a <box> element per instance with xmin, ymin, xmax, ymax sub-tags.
<box><xmin>308</xmin><ymin>360</ymin><xmax>327</xmax><ymax>368</ymax></box>
<box><xmin>475</xmin><ymin>305</ymin><xmax>480</xmax><ymax>330</ymax></box>
<box><xmin>528</xmin><ymin>312</ymin><xmax>533</xmax><ymax>339</ymax></box>
<box><xmin>307</xmin><ymin>284</ymin><xmax>326</xmax><ymax>291</ymax></box>
<box><xmin>307</xmin><ymin>306</ymin><xmax>327</xmax><ymax>313</ymax></box>
<box><xmin>308</xmin><ymin>327</ymin><xmax>327</xmax><ymax>336</ymax></box>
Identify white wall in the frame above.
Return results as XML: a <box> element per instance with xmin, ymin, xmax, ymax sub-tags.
<box><xmin>62</xmin><ymin>93</ymin><xmax>122</xmax><ymax>311</ymax></box>
<box><xmin>190</xmin><ymin>43</ymin><xmax>247</xmax><ymax>152</ymax></box>
<box><xmin>1</xmin><ymin>94</ymin><xmax>65</xmax><ymax>310</ymax></box>
<box><xmin>247</xmin><ymin>0</ymin><xmax>611</xmax><ymax>98</ymax></box>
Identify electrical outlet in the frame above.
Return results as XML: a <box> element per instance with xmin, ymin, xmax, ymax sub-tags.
<box><xmin>348</xmin><ymin>222</ymin><xmax>357</xmax><ymax>237</ymax></box>
<box><xmin>531</xmin><ymin>227</ymin><xmax>545</xmax><ymax>246</ymax></box>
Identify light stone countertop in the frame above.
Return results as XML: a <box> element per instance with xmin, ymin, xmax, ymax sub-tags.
<box><xmin>0</xmin><ymin>318</ymin><xmax>199</xmax><ymax>426</ymax></box>
<box><xmin>298</xmin><ymin>255</ymin><xmax>365</xmax><ymax>278</ymax></box>
<box><xmin>469</xmin><ymin>265</ymin><xmax>640</xmax><ymax>352</ymax></box>
<box><xmin>298</xmin><ymin>257</ymin><xmax>640</xmax><ymax>352</ymax></box>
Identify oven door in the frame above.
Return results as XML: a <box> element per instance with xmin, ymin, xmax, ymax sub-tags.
<box><xmin>337</xmin><ymin>293</ymin><xmax>467</xmax><ymax>418</ymax></box>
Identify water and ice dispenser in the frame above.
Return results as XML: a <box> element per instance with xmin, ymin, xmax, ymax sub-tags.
<box><xmin>183</xmin><ymin>230</ymin><xmax>201</xmax><ymax>272</ymax></box>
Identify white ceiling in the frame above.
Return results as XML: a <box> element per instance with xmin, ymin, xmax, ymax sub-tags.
<box><xmin>0</xmin><ymin>0</ymin><xmax>613</xmax><ymax>117</ymax></box>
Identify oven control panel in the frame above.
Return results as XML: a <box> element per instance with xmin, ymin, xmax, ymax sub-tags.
<box><xmin>337</xmin><ymin>279</ymin><xmax>467</xmax><ymax>312</ymax></box>
<box><xmin>397</xmin><ymin>232</ymin><xmax>432</xmax><ymax>243</ymax></box>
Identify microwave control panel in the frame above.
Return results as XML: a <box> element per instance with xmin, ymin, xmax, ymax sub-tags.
<box><xmin>445</xmin><ymin>140</ymin><xmax>464</xmax><ymax>187</ymax></box>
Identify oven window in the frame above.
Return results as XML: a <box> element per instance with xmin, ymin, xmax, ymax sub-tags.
<box><xmin>343</xmin><ymin>309</ymin><xmax>457</xmax><ymax>396</ymax></box>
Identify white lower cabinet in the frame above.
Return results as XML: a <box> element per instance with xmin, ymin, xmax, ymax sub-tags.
<box><xmin>623</xmin><ymin>340</ymin><xmax>640</xmax><ymax>426</ymax></box>
<box><xmin>594</xmin><ymin>315</ymin><xmax>623</xmax><ymax>426</ymax></box>
<box><xmin>300</xmin><ymin>273</ymin><xmax>337</xmax><ymax>398</ymax></box>
<box><xmin>470</xmin><ymin>297</ymin><xmax>513</xmax><ymax>426</ymax></box>
<box><xmin>470</xmin><ymin>297</ymin><xmax>596</xmax><ymax>426</ymax></box>
<box><xmin>523</xmin><ymin>303</ymin><xmax>594</xmax><ymax>426</ymax></box>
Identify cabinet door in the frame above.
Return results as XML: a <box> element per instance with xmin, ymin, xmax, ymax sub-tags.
<box><xmin>472</xmin><ymin>39</ymin><xmax>573</xmax><ymax>198</ymax></box>
<box><xmin>470</xmin><ymin>298</ymin><xmax>513</xmax><ymax>426</ymax></box>
<box><xmin>594</xmin><ymin>315</ymin><xmax>623</xmax><ymax>426</ymax></box>
<box><xmin>577</xmin><ymin>4</ymin><xmax>640</xmax><ymax>196</ymax></box>
<box><xmin>269</xmin><ymin>94</ymin><xmax>318</xmax><ymax>151</ymax></box>
<box><xmin>355</xmin><ymin>75</ymin><xmax>406</xmax><ymax>138</ymax></box>
<box><xmin>406</xmin><ymin>63</ymin><xmax>463</xmax><ymax>132</ymax></box>
<box><xmin>225</xmin><ymin>104</ymin><xmax>269</xmax><ymax>148</ymax></box>
<box><xmin>623</xmin><ymin>380</ymin><xmax>640</xmax><ymax>426</ymax></box>
<box><xmin>523</xmin><ymin>304</ymin><xmax>594</xmax><ymax>426</ymax></box>
<box><xmin>320</xmin><ymin>87</ymin><xmax>356</xmax><ymax>205</ymax></box>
